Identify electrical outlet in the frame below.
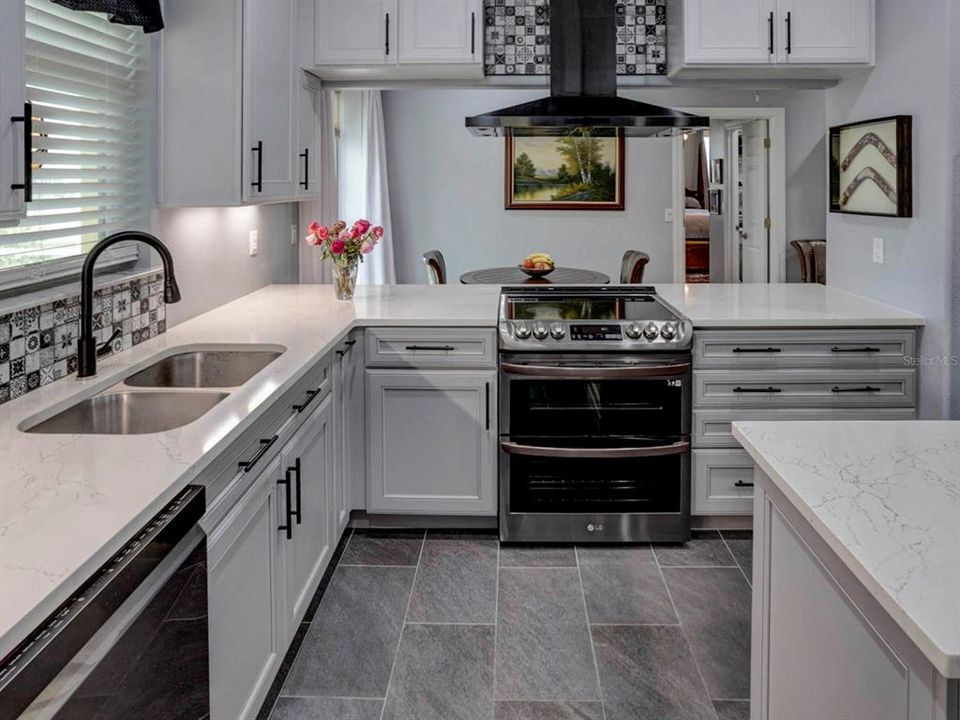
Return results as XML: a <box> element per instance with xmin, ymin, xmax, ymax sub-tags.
<box><xmin>872</xmin><ymin>237</ymin><xmax>884</xmax><ymax>264</ymax></box>
<box><xmin>248</xmin><ymin>230</ymin><xmax>259</xmax><ymax>257</ymax></box>
<box><xmin>664</xmin><ymin>208</ymin><xmax>674</xmax><ymax>222</ymax></box>
<box><xmin>290</xmin><ymin>224</ymin><xmax>297</xmax><ymax>245</ymax></box>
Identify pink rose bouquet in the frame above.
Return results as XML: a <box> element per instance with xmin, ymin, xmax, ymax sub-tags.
<box><xmin>304</xmin><ymin>218</ymin><xmax>384</xmax><ymax>265</ymax></box>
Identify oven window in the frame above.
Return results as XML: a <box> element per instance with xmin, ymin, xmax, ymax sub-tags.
<box><xmin>509</xmin><ymin>378</ymin><xmax>682</xmax><ymax>438</ymax></box>
<box><xmin>508</xmin><ymin>453</ymin><xmax>682</xmax><ymax>514</ymax></box>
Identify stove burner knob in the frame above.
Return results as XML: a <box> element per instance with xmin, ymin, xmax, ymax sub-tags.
<box><xmin>625</xmin><ymin>322</ymin><xmax>642</xmax><ymax>339</ymax></box>
<box><xmin>514</xmin><ymin>322</ymin><xmax>531</xmax><ymax>340</ymax></box>
<box><xmin>532</xmin><ymin>322</ymin><xmax>549</xmax><ymax>340</ymax></box>
<box><xmin>642</xmin><ymin>322</ymin><xmax>660</xmax><ymax>340</ymax></box>
<box><xmin>549</xmin><ymin>322</ymin><xmax>566</xmax><ymax>340</ymax></box>
<box><xmin>660</xmin><ymin>322</ymin><xmax>677</xmax><ymax>340</ymax></box>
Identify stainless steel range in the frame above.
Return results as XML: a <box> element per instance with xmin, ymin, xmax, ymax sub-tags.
<box><xmin>498</xmin><ymin>285</ymin><xmax>693</xmax><ymax>543</ymax></box>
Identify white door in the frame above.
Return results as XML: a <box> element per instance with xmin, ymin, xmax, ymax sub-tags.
<box><xmin>315</xmin><ymin>0</ymin><xmax>396</xmax><ymax>65</ymax></box>
<box><xmin>366</xmin><ymin>369</ymin><xmax>497</xmax><ymax>515</ymax></box>
<box><xmin>279</xmin><ymin>395</ymin><xmax>334</xmax><ymax>637</ymax></box>
<box><xmin>294</xmin><ymin>72</ymin><xmax>321</xmax><ymax>201</ymax></box>
<box><xmin>397</xmin><ymin>0</ymin><xmax>480</xmax><ymax>63</ymax></box>
<box><xmin>777</xmin><ymin>0</ymin><xmax>873</xmax><ymax>63</ymax></box>
<box><xmin>738</xmin><ymin>120</ymin><xmax>770</xmax><ymax>283</ymax></box>
<box><xmin>0</xmin><ymin>0</ymin><xmax>26</xmax><ymax>220</ymax></box>
<box><xmin>683</xmin><ymin>0</ymin><xmax>777</xmax><ymax>64</ymax></box>
<box><xmin>208</xmin><ymin>458</ymin><xmax>284</xmax><ymax>720</ymax></box>
<box><xmin>243</xmin><ymin>0</ymin><xmax>297</xmax><ymax>202</ymax></box>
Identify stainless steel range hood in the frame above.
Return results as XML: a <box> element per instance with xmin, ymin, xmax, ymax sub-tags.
<box><xmin>466</xmin><ymin>0</ymin><xmax>708</xmax><ymax>137</ymax></box>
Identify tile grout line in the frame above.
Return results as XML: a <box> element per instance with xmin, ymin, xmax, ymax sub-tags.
<box><xmin>491</xmin><ymin>540</ymin><xmax>500</xmax><ymax>719</ymax></box>
<box><xmin>574</xmin><ymin>546</ymin><xmax>608</xmax><ymax>720</ymax></box>
<box><xmin>718</xmin><ymin>530</ymin><xmax>753</xmax><ymax>588</ymax></box>
<box><xmin>378</xmin><ymin>529</ymin><xmax>426</xmax><ymax>720</ymax></box>
<box><xmin>652</xmin><ymin>542</ymin><xmax>722</xmax><ymax>720</ymax></box>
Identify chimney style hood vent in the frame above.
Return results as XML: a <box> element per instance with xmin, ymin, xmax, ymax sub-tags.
<box><xmin>466</xmin><ymin>0</ymin><xmax>708</xmax><ymax>137</ymax></box>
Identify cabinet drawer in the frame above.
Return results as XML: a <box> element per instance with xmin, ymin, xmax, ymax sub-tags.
<box><xmin>366</xmin><ymin>327</ymin><xmax>496</xmax><ymax>368</ymax></box>
<box><xmin>693</xmin><ymin>329</ymin><xmax>916</xmax><ymax>369</ymax></box>
<box><xmin>693</xmin><ymin>407</ymin><xmax>918</xmax><ymax>448</ymax></box>
<box><xmin>694</xmin><ymin>368</ymin><xmax>916</xmax><ymax>408</ymax></box>
<box><xmin>692</xmin><ymin>449</ymin><xmax>755</xmax><ymax>515</ymax></box>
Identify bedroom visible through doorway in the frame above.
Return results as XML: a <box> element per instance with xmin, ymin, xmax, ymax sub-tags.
<box><xmin>682</xmin><ymin>129</ymin><xmax>711</xmax><ymax>283</ymax></box>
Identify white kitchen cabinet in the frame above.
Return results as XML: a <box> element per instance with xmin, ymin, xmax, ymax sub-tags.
<box><xmin>278</xmin><ymin>395</ymin><xmax>334</xmax><ymax>637</ymax></box>
<box><xmin>398</xmin><ymin>0</ymin><xmax>481</xmax><ymax>63</ymax></box>
<box><xmin>366</xmin><ymin>369</ymin><xmax>496</xmax><ymax>515</ymax></box>
<box><xmin>334</xmin><ymin>330</ymin><xmax>365</xmax><ymax>526</ymax></box>
<box><xmin>680</xmin><ymin>0</ymin><xmax>777</xmax><ymax>64</ymax></box>
<box><xmin>208</xmin><ymin>456</ymin><xmax>285</xmax><ymax>720</ymax></box>
<box><xmin>294</xmin><ymin>72</ymin><xmax>322</xmax><ymax>201</ymax></box>
<box><xmin>315</xmin><ymin>0</ymin><xmax>394</xmax><ymax>65</ymax></box>
<box><xmin>0</xmin><ymin>0</ymin><xmax>26</xmax><ymax>223</ymax></box>
<box><xmin>777</xmin><ymin>0</ymin><xmax>873</xmax><ymax>63</ymax></box>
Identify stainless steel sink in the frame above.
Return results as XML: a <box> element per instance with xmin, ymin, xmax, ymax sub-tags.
<box><xmin>124</xmin><ymin>349</ymin><xmax>282</xmax><ymax>388</ymax></box>
<box><xmin>24</xmin><ymin>391</ymin><xmax>229</xmax><ymax>435</ymax></box>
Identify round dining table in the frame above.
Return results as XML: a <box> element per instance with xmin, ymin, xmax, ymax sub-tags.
<box><xmin>459</xmin><ymin>266</ymin><xmax>611</xmax><ymax>285</ymax></box>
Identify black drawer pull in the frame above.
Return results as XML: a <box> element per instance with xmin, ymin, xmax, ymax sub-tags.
<box><xmin>732</xmin><ymin>346</ymin><xmax>781</xmax><ymax>353</ymax></box>
<box><xmin>277</xmin><ymin>474</ymin><xmax>293</xmax><ymax>540</ymax></box>
<box><xmin>299</xmin><ymin>147</ymin><xmax>309</xmax><ymax>189</ymax></box>
<box><xmin>734</xmin><ymin>480</ymin><xmax>755</xmax><ymax>488</ymax></box>
<box><xmin>239</xmin><ymin>434</ymin><xmax>278</xmax><ymax>472</ymax></box>
<box><xmin>405</xmin><ymin>344</ymin><xmax>456</xmax><ymax>351</ymax></box>
<box><xmin>832</xmin><ymin>385</ymin><xmax>881</xmax><ymax>393</ymax></box>
<box><xmin>289</xmin><ymin>457</ymin><xmax>302</xmax><ymax>525</ymax></box>
<box><xmin>335</xmin><ymin>339</ymin><xmax>357</xmax><ymax>357</ymax></box>
<box><xmin>10</xmin><ymin>102</ymin><xmax>33</xmax><ymax>202</ymax></box>
<box><xmin>830</xmin><ymin>346</ymin><xmax>880</xmax><ymax>353</ymax></box>
<box><xmin>293</xmin><ymin>387</ymin><xmax>322</xmax><ymax>413</ymax></box>
<box><xmin>251</xmin><ymin>140</ymin><xmax>263</xmax><ymax>192</ymax></box>
<box><xmin>733</xmin><ymin>386</ymin><xmax>782</xmax><ymax>393</ymax></box>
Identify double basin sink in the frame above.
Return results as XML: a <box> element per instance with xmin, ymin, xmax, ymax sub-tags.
<box><xmin>23</xmin><ymin>347</ymin><xmax>284</xmax><ymax>435</ymax></box>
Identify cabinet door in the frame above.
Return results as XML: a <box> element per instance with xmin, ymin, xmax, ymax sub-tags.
<box><xmin>315</xmin><ymin>0</ymin><xmax>395</xmax><ymax>65</ymax></box>
<box><xmin>778</xmin><ymin>0</ymin><xmax>872</xmax><ymax>63</ymax></box>
<box><xmin>335</xmin><ymin>332</ymin><xmax>365</xmax><ymax>532</ymax></box>
<box><xmin>366</xmin><ymin>369</ymin><xmax>496</xmax><ymax>515</ymax></box>
<box><xmin>0</xmin><ymin>0</ymin><xmax>26</xmax><ymax>220</ymax></box>
<box><xmin>208</xmin><ymin>458</ymin><xmax>284</xmax><ymax>720</ymax></box>
<box><xmin>683</xmin><ymin>0</ymin><xmax>777</xmax><ymax>64</ymax></box>
<box><xmin>397</xmin><ymin>0</ymin><xmax>480</xmax><ymax>63</ymax></box>
<box><xmin>294</xmin><ymin>72</ymin><xmax>321</xmax><ymax>201</ymax></box>
<box><xmin>243</xmin><ymin>0</ymin><xmax>297</xmax><ymax>202</ymax></box>
<box><xmin>279</xmin><ymin>395</ymin><xmax>334</xmax><ymax>636</ymax></box>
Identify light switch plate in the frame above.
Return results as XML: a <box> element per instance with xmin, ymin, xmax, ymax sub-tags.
<box><xmin>872</xmin><ymin>237</ymin><xmax>884</xmax><ymax>264</ymax></box>
<box><xmin>249</xmin><ymin>230</ymin><xmax>259</xmax><ymax>257</ymax></box>
<box><xmin>290</xmin><ymin>224</ymin><xmax>297</xmax><ymax>245</ymax></box>
<box><xmin>664</xmin><ymin>208</ymin><xmax>674</xmax><ymax>222</ymax></box>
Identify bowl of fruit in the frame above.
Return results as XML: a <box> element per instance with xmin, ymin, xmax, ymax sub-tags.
<box><xmin>519</xmin><ymin>253</ymin><xmax>555</xmax><ymax>278</ymax></box>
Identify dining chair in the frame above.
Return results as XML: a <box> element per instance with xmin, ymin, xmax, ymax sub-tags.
<box><xmin>620</xmin><ymin>250</ymin><xmax>650</xmax><ymax>284</ymax></box>
<box><xmin>422</xmin><ymin>250</ymin><xmax>447</xmax><ymax>285</ymax></box>
<box><xmin>790</xmin><ymin>240</ymin><xmax>826</xmax><ymax>284</ymax></box>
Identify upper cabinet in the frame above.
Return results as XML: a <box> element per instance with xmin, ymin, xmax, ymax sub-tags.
<box><xmin>0</xmin><ymin>0</ymin><xmax>27</xmax><ymax>224</ymax></box>
<box><xmin>669</xmin><ymin>0</ymin><xmax>873</xmax><ymax>74</ymax></box>
<box><xmin>160</xmin><ymin>0</ymin><xmax>320</xmax><ymax>206</ymax></box>
<box><xmin>313</xmin><ymin>0</ymin><xmax>482</xmax><ymax>79</ymax></box>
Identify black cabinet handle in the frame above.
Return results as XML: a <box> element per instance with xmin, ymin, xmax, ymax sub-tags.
<box><xmin>405</xmin><ymin>344</ymin><xmax>455</xmax><ymax>351</ymax></box>
<box><xmin>336</xmin><ymin>338</ymin><xmax>357</xmax><ymax>357</ymax></box>
<box><xmin>767</xmin><ymin>11</ymin><xmax>774</xmax><ymax>55</ymax></box>
<box><xmin>785</xmin><ymin>11</ymin><xmax>792</xmax><ymax>54</ymax></box>
<box><xmin>293</xmin><ymin>387</ymin><xmax>322</xmax><ymax>413</ymax></box>
<box><xmin>734</xmin><ymin>480</ymin><xmax>755</xmax><ymax>488</ymax></box>
<box><xmin>239</xmin><ymin>434</ymin><xmax>278</xmax><ymax>472</ymax></box>
<box><xmin>733</xmin><ymin>386</ymin><xmax>782</xmax><ymax>393</ymax></box>
<box><xmin>289</xmin><ymin>457</ymin><xmax>302</xmax><ymax>525</ymax></box>
<box><xmin>832</xmin><ymin>385</ymin><xmax>881</xmax><ymax>393</ymax></box>
<box><xmin>10</xmin><ymin>102</ymin><xmax>32</xmax><ymax>202</ymax></box>
<box><xmin>385</xmin><ymin>12</ymin><xmax>390</xmax><ymax>55</ymax></box>
<box><xmin>299</xmin><ymin>147</ymin><xmax>309</xmax><ymax>190</ymax></box>
<box><xmin>831</xmin><ymin>346</ymin><xmax>880</xmax><ymax>353</ymax></box>
<box><xmin>485</xmin><ymin>381</ymin><xmax>490</xmax><ymax>430</ymax></box>
<box><xmin>471</xmin><ymin>11</ymin><xmax>476</xmax><ymax>54</ymax></box>
<box><xmin>277</xmin><ymin>473</ymin><xmax>293</xmax><ymax>540</ymax></box>
<box><xmin>251</xmin><ymin>140</ymin><xmax>263</xmax><ymax>192</ymax></box>
<box><xmin>732</xmin><ymin>346</ymin><xmax>781</xmax><ymax>353</ymax></box>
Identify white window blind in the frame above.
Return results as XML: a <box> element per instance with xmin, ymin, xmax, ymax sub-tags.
<box><xmin>0</xmin><ymin>0</ymin><xmax>152</xmax><ymax>288</ymax></box>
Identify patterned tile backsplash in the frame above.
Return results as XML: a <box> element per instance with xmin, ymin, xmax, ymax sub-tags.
<box><xmin>0</xmin><ymin>272</ymin><xmax>167</xmax><ymax>406</ymax></box>
<box><xmin>483</xmin><ymin>0</ymin><xmax>667</xmax><ymax>76</ymax></box>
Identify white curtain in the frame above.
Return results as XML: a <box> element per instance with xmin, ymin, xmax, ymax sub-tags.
<box><xmin>299</xmin><ymin>89</ymin><xmax>338</xmax><ymax>284</ymax></box>
<box><xmin>338</xmin><ymin>91</ymin><xmax>397</xmax><ymax>285</ymax></box>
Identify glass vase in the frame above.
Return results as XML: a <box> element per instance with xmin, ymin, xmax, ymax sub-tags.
<box><xmin>332</xmin><ymin>257</ymin><xmax>358</xmax><ymax>300</ymax></box>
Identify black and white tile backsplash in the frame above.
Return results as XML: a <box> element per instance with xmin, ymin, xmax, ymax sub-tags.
<box><xmin>483</xmin><ymin>0</ymin><xmax>667</xmax><ymax>76</ymax></box>
<box><xmin>0</xmin><ymin>272</ymin><xmax>167</xmax><ymax>406</ymax></box>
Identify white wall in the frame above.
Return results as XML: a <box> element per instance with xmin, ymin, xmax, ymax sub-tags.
<box><xmin>382</xmin><ymin>87</ymin><xmax>826</xmax><ymax>284</ymax></box>
<box><xmin>152</xmin><ymin>203</ymin><xmax>299</xmax><ymax>326</ymax></box>
<box><xmin>825</xmin><ymin>0</ymin><xmax>956</xmax><ymax>419</ymax></box>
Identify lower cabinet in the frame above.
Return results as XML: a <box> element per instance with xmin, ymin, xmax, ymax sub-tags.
<box><xmin>366</xmin><ymin>369</ymin><xmax>497</xmax><ymax>515</ymax></box>
<box><xmin>334</xmin><ymin>329</ymin><xmax>365</xmax><ymax>528</ymax></box>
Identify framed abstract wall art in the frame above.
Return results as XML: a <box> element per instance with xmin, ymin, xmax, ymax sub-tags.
<box><xmin>829</xmin><ymin>115</ymin><xmax>912</xmax><ymax>217</ymax></box>
<box><xmin>505</xmin><ymin>128</ymin><xmax>624</xmax><ymax>210</ymax></box>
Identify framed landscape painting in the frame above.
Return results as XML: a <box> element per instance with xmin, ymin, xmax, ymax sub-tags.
<box><xmin>829</xmin><ymin>115</ymin><xmax>912</xmax><ymax>217</ymax></box>
<box><xmin>505</xmin><ymin>129</ymin><xmax>624</xmax><ymax>210</ymax></box>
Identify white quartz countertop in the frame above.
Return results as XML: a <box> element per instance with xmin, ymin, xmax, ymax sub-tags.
<box><xmin>0</xmin><ymin>281</ymin><xmax>923</xmax><ymax>659</ymax></box>
<box><xmin>733</xmin><ymin>420</ymin><xmax>960</xmax><ymax>677</ymax></box>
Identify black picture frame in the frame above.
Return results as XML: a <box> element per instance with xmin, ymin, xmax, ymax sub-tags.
<box><xmin>829</xmin><ymin>115</ymin><xmax>912</xmax><ymax>218</ymax></box>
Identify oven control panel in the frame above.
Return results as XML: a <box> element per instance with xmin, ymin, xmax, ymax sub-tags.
<box><xmin>570</xmin><ymin>324</ymin><xmax>623</xmax><ymax>341</ymax></box>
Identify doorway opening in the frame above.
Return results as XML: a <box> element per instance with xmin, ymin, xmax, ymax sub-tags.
<box><xmin>681</xmin><ymin>129</ymin><xmax>711</xmax><ymax>283</ymax></box>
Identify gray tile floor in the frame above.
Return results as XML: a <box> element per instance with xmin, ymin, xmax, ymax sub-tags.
<box><xmin>261</xmin><ymin>529</ymin><xmax>752</xmax><ymax>720</ymax></box>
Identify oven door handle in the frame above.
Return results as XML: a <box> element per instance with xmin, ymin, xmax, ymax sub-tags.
<box><xmin>499</xmin><ymin>361</ymin><xmax>689</xmax><ymax>379</ymax></box>
<box><xmin>500</xmin><ymin>439</ymin><xmax>690</xmax><ymax>459</ymax></box>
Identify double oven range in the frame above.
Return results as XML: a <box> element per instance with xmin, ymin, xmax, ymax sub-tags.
<box><xmin>498</xmin><ymin>285</ymin><xmax>693</xmax><ymax>543</ymax></box>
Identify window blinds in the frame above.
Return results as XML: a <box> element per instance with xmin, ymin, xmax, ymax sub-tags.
<box><xmin>0</xmin><ymin>0</ymin><xmax>152</xmax><ymax>285</ymax></box>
